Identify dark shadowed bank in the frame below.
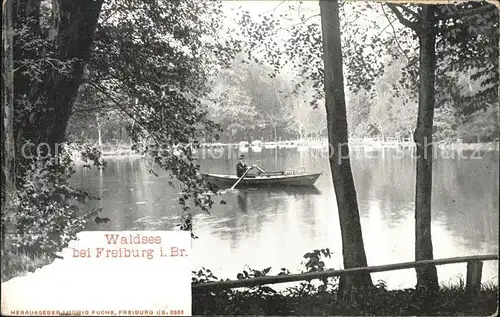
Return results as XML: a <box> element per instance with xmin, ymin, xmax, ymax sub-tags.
<box><xmin>1</xmin><ymin>250</ymin><xmax>52</xmax><ymax>282</ymax></box>
<box><xmin>190</xmin><ymin>252</ymin><xmax>498</xmax><ymax>316</ymax></box>
<box><xmin>192</xmin><ymin>283</ymin><xmax>498</xmax><ymax>316</ymax></box>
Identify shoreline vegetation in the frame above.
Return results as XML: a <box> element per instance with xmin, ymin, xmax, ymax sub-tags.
<box><xmin>2</xmin><ymin>249</ymin><xmax>498</xmax><ymax>316</ymax></box>
<box><xmin>193</xmin><ymin>283</ymin><xmax>499</xmax><ymax>315</ymax></box>
<box><xmin>67</xmin><ymin>138</ymin><xmax>500</xmax><ymax>163</ymax></box>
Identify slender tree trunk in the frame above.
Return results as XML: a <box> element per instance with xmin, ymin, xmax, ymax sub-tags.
<box><xmin>319</xmin><ymin>0</ymin><xmax>372</xmax><ymax>291</ymax></box>
<box><xmin>414</xmin><ymin>5</ymin><xmax>439</xmax><ymax>291</ymax></box>
<box><xmin>2</xmin><ymin>0</ymin><xmax>16</xmax><ymax>250</ymax></box>
<box><xmin>96</xmin><ymin>113</ymin><xmax>103</xmax><ymax>148</ymax></box>
<box><xmin>98</xmin><ymin>127</ymin><xmax>102</xmax><ymax>148</ymax></box>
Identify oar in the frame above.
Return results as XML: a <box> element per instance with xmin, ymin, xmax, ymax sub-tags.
<box><xmin>231</xmin><ymin>166</ymin><xmax>253</xmax><ymax>190</ymax></box>
<box><xmin>254</xmin><ymin>166</ymin><xmax>266</xmax><ymax>174</ymax></box>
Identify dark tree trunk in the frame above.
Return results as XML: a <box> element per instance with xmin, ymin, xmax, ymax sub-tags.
<box><xmin>319</xmin><ymin>0</ymin><xmax>372</xmax><ymax>291</ymax></box>
<box><xmin>414</xmin><ymin>5</ymin><xmax>439</xmax><ymax>291</ymax></box>
<box><xmin>2</xmin><ymin>0</ymin><xmax>16</xmax><ymax>250</ymax></box>
<box><xmin>13</xmin><ymin>0</ymin><xmax>104</xmax><ymax>160</ymax></box>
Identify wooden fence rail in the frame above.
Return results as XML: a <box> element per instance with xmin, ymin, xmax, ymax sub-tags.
<box><xmin>192</xmin><ymin>254</ymin><xmax>498</xmax><ymax>298</ymax></box>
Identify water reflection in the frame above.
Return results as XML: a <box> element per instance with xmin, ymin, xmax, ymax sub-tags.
<box><xmin>73</xmin><ymin>147</ymin><xmax>499</xmax><ymax>289</ymax></box>
<box><xmin>231</xmin><ymin>185</ymin><xmax>321</xmax><ymax>196</ymax></box>
<box><xmin>236</xmin><ymin>192</ymin><xmax>248</xmax><ymax>213</ymax></box>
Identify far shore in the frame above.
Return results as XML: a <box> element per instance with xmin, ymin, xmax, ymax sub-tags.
<box><xmin>68</xmin><ymin>140</ymin><xmax>499</xmax><ymax>164</ymax></box>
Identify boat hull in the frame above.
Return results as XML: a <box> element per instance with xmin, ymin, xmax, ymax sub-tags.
<box><xmin>202</xmin><ymin>172</ymin><xmax>322</xmax><ymax>187</ymax></box>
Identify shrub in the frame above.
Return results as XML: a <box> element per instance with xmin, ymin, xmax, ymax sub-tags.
<box><xmin>4</xmin><ymin>146</ymin><xmax>103</xmax><ymax>255</ymax></box>
<box><xmin>192</xmin><ymin>249</ymin><xmax>499</xmax><ymax>315</ymax></box>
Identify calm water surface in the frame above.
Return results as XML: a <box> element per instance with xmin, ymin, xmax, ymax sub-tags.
<box><xmin>72</xmin><ymin>147</ymin><xmax>499</xmax><ymax>289</ymax></box>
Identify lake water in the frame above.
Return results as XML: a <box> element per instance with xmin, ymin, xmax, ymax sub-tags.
<box><xmin>72</xmin><ymin>146</ymin><xmax>499</xmax><ymax>289</ymax></box>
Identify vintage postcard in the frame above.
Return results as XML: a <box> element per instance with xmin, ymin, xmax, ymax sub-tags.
<box><xmin>1</xmin><ymin>0</ymin><xmax>498</xmax><ymax>315</ymax></box>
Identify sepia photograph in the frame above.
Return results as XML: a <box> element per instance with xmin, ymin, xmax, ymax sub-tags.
<box><xmin>1</xmin><ymin>0</ymin><xmax>499</xmax><ymax>315</ymax></box>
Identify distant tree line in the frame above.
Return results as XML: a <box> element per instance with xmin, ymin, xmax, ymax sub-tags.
<box><xmin>66</xmin><ymin>47</ymin><xmax>498</xmax><ymax>146</ymax></box>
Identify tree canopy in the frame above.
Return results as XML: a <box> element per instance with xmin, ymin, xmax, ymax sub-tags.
<box><xmin>3</xmin><ymin>0</ymin><xmax>242</xmax><ymax>252</ymax></box>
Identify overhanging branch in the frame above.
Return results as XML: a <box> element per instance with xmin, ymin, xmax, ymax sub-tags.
<box><xmin>392</xmin><ymin>3</ymin><xmax>422</xmax><ymax>22</ymax></box>
<box><xmin>375</xmin><ymin>18</ymin><xmax>398</xmax><ymax>38</ymax></box>
<box><xmin>301</xmin><ymin>13</ymin><xmax>321</xmax><ymax>24</ymax></box>
<box><xmin>381</xmin><ymin>3</ymin><xmax>411</xmax><ymax>62</ymax></box>
<box><xmin>89</xmin><ymin>83</ymin><xmax>161</xmax><ymax>146</ymax></box>
<box><xmin>386</xmin><ymin>3</ymin><xmax>422</xmax><ymax>33</ymax></box>
<box><xmin>262</xmin><ymin>0</ymin><xmax>286</xmax><ymax>14</ymax></box>
<box><xmin>282</xmin><ymin>13</ymin><xmax>321</xmax><ymax>32</ymax></box>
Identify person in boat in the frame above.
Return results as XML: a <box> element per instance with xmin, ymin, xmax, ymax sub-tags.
<box><xmin>236</xmin><ymin>154</ymin><xmax>261</xmax><ymax>177</ymax></box>
<box><xmin>236</xmin><ymin>154</ymin><xmax>249</xmax><ymax>177</ymax></box>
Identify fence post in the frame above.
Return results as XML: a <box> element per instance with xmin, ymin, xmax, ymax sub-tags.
<box><xmin>466</xmin><ymin>260</ymin><xmax>483</xmax><ymax>299</ymax></box>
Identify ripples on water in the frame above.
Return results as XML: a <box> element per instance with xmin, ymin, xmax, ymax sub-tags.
<box><xmin>72</xmin><ymin>147</ymin><xmax>499</xmax><ymax>289</ymax></box>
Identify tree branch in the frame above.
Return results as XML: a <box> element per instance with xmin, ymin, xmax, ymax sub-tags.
<box><xmin>272</xmin><ymin>79</ymin><xmax>286</xmax><ymax>111</ymax></box>
<box><xmin>375</xmin><ymin>18</ymin><xmax>398</xmax><ymax>38</ymax></box>
<box><xmin>381</xmin><ymin>4</ymin><xmax>411</xmax><ymax>62</ymax></box>
<box><xmin>301</xmin><ymin>13</ymin><xmax>321</xmax><ymax>24</ymax></box>
<box><xmin>282</xmin><ymin>13</ymin><xmax>321</xmax><ymax>31</ymax></box>
<box><xmin>386</xmin><ymin>3</ymin><xmax>422</xmax><ymax>33</ymax></box>
<box><xmin>298</xmin><ymin>1</ymin><xmax>302</xmax><ymax>21</ymax></box>
<box><xmin>262</xmin><ymin>0</ymin><xmax>286</xmax><ymax>14</ymax></box>
<box><xmin>392</xmin><ymin>3</ymin><xmax>422</xmax><ymax>22</ymax></box>
<box><xmin>89</xmin><ymin>83</ymin><xmax>160</xmax><ymax>146</ymax></box>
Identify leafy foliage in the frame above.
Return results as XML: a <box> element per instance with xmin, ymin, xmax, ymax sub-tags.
<box><xmin>192</xmin><ymin>249</ymin><xmax>498</xmax><ymax>315</ymax></box>
<box><xmin>4</xmin><ymin>0</ymin><xmax>106</xmax><ymax>256</ymax></box>
<box><xmin>1</xmin><ymin>249</ymin><xmax>53</xmax><ymax>282</ymax></box>
<box><xmin>384</xmin><ymin>2</ymin><xmax>498</xmax><ymax>128</ymax></box>
<box><xmin>67</xmin><ymin>86</ymin><xmax>132</xmax><ymax>146</ymax></box>
<box><xmin>205</xmin><ymin>52</ymin><xmax>326</xmax><ymax>141</ymax></box>
<box><xmin>4</xmin><ymin>0</ymin><xmax>242</xmax><ymax>255</ymax></box>
<box><xmin>302</xmin><ymin>248</ymin><xmax>332</xmax><ymax>272</ymax></box>
<box><xmin>192</xmin><ymin>267</ymin><xmax>220</xmax><ymax>285</ymax></box>
<box><xmin>5</xmin><ymin>150</ymin><xmax>100</xmax><ymax>254</ymax></box>
<box><xmin>457</xmin><ymin>102</ymin><xmax>499</xmax><ymax>142</ymax></box>
<box><xmin>77</xmin><ymin>0</ymin><xmax>242</xmax><ymax>220</ymax></box>
<box><xmin>435</xmin><ymin>2</ymin><xmax>498</xmax><ymax>114</ymax></box>
<box><xmin>12</xmin><ymin>0</ymin><xmax>103</xmax><ymax>151</ymax></box>
<box><xmin>434</xmin><ymin>104</ymin><xmax>461</xmax><ymax>142</ymax></box>
<box><xmin>194</xmin><ymin>284</ymin><xmax>498</xmax><ymax>315</ymax></box>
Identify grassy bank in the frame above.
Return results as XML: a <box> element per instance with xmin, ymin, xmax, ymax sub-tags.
<box><xmin>0</xmin><ymin>250</ymin><xmax>54</xmax><ymax>283</ymax></box>
<box><xmin>193</xmin><ymin>281</ymin><xmax>499</xmax><ymax>315</ymax></box>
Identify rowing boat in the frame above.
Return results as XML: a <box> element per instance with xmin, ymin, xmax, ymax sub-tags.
<box><xmin>201</xmin><ymin>171</ymin><xmax>322</xmax><ymax>187</ymax></box>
